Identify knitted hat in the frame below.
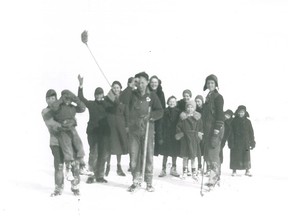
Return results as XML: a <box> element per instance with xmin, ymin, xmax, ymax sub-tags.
<box><xmin>224</xmin><ymin>109</ymin><xmax>233</xmax><ymax>117</ymax></box>
<box><xmin>112</xmin><ymin>80</ymin><xmax>122</xmax><ymax>89</ymax></box>
<box><xmin>94</xmin><ymin>87</ymin><xmax>104</xmax><ymax>95</ymax></box>
<box><xmin>185</xmin><ymin>99</ymin><xmax>196</xmax><ymax>110</ymax></box>
<box><xmin>46</xmin><ymin>89</ymin><xmax>57</xmax><ymax>98</ymax></box>
<box><xmin>203</xmin><ymin>74</ymin><xmax>219</xmax><ymax>91</ymax></box>
<box><xmin>195</xmin><ymin>95</ymin><xmax>204</xmax><ymax>104</ymax></box>
<box><xmin>182</xmin><ymin>89</ymin><xmax>192</xmax><ymax>98</ymax></box>
<box><xmin>135</xmin><ymin>71</ymin><xmax>149</xmax><ymax>81</ymax></box>
<box><xmin>166</xmin><ymin>95</ymin><xmax>177</xmax><ymax>105</ymax></box>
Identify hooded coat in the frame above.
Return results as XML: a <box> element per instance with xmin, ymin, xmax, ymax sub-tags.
<box><xmin>229</xmin><ymin>109</ymin><xmax>255</xmax><ymax>170</ymax></box>
<box><xmin>159</xmin><ymin>107</ymin><xmax>181</xmax><ymax>157</ymax></box>
<box><xmin>176</xmin><ymin>112</ymin><xmax>203</xmax><ymax>159</ymax></box>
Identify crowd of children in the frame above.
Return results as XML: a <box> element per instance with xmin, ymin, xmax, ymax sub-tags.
<box><xmin>42</xmin><ymin>73</ymin><xmax>256</xmax><ymax>196</ymax></box>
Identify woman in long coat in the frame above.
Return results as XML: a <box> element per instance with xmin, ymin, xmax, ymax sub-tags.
<box><xmin>202</xmin><ymin>74</ymin><xmax>225</xmax><ymax>186</ymax></box>
<box><xmin>158</xmin><ymin>96</ymin><xmax>181</xmax><ymax>177</ymax></box>
<box><xmin>105</xmin><ymin>81</ymin><xmax>129</xmax><ymax>177</ymax></box>
<box><xmin>148</xmin><ymin>75</ymin><xmax>166</xmax><ymax>156</ymax></box>
<box><xmin>229</xmin><ymin>105</ymin><xmax>255</xmax><ymax>176</ymax></box>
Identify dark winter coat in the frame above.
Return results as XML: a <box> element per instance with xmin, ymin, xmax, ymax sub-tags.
<box><xmin>177</xmin><ymin>99</ymin><xmax>187</xmax><ymax>112</ymax></box>
<box><xmin>128</xmin><ymin>88</ymin><xmax>164</xmax><ymax>138</ymax></box>
<box><xmin>176</xmin><ymin>112</ymin><xmax>203</xmax><ymax>159</ymax></box>
<box><xmin>78</xmin><ymin>87</ymin><xmax>110</xmax><ymax>136</ymax></box>
<box><xmin>120</xmin><ymin>86</ymin><xmax>133</xmax><ymax>106</ymax></box>
<box><xmin>229</xmin><ymin>115</ymin><xmax>255</xmax><ymax>170</ymax></box>
<box><xmin>202</xmin><ymin>90</ymin><xmax>225</xmax><ymax>162</ymax></box>
<box><xmin>149</xmin><ymin>84</ymin><xmax>166</xmax><ymax>156</ymax></box>
<box><xmin>105</xmin><ymin>90</ymin><xmax>129</xmax><ymax>155</ymax></box>
<box><xmin>159</xmin><ymin>107</ymin><xmax>181</xmax><ymax>157</ymax></box>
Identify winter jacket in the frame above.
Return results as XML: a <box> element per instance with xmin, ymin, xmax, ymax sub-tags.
<box><xmin>221</xmin><ymin>118</ymin><xmax>233</xmax><ymax>148</ymax></box>
<box><xmin>120</xmin><ymin>86</ymin><xmax>134</xmax><ymax>106</ymax></box>
<box><xmin>42</xmin><ymin>107</ymin><xmax>61</xmax><ymax>146</ymax></box>
<box><xmin>78</xmin><ymin>87</ymin><xmax>110</xmax><ymax>135</ymax></box>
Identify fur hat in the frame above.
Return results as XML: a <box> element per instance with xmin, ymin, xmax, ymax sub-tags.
<box><xmin>166</xmin><ymin>95</ymin><xmax>177</xmax><ymax>105</ymax></box>
<box><xmin>185</xmin><ymin>99</ymin><xmax>196</xmax><ymax>110</ymax></box>
<box><xmin>46</xmin><ymin>89</ymin><xmax>57</xmax><ymax>98</ymax></box>
<box><xmin>203</xmin><ymin>74</ymin><xmax>219</xmax><ymax>91</ymax></box>
<box><xmin>135</xmin><ymin>71</ymin><xmax>149</xmax><ymax>81</ymax></box>
<box><xmin>112</xmin><ymin>80</ymin><xmax>122</xmax><ymax>89</ymax></box>
<box><xmin>224</xmin><ymin>109</ymin><xmax>233</xmax><ymax>117</ymax></box>
<box><xmin>182</xmin><ymin>89</ymin><xmax>192</xmax><ymax>98</ymax></box>
<box><xmin>195</xmin><ymin>95</ymin><xmax>204</xmax><ymax>104</ymax></box>
<box><xmin>235</xmin><ymin>105</ymin><xmax>250</xmax><ymax>117</ymax></box>
<box><xmin>94</xmin><ymin>87</ymin><xmax>104</xmax><ymax>95</ymax></box>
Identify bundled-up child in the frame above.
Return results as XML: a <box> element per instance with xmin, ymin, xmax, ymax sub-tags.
<box><xmin>158</xmin><ymin>96</ymin><xmax>181</xmax><ymax>178</ymax></box>
<box><xmin>228</xmin><ymin>105</ymin><xmax>256</xmax><ymax>177</ymax></box>
<box><xmin>195</xmin><ymin>95</ymin><xmax>204</xmax><ymax>173</ymax></box>
<box><xmin>175</xmin><ymin>100</ymin><xmax>203</xmax><ymax>181</ymax></box>
<box><xmin>51</xmin><ymin>89</ymin><xmax>88</xmax><ymax>181</ymax></box>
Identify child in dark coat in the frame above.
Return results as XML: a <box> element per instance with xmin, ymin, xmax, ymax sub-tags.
<box><xmin>176</xmin><ymin>100</ymin><xmax>203</xmax><ymax>181</ymax></box>
<box><xmin>158</xmin><ymin>96</ymin><xmax>181</xmax><ymax>177</ymax></box>
<box><xmin>229</xmin><ymin>105</ymin><xmax>256</xmax><ymax>177</ymax></box>
<box><xmin>195</xmin><ymin>95</ymin><xmax>204</xmax><ymax>172</ymax></box>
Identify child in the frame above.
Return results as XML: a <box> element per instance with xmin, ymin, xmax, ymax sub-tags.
<box><xmin>195</xmin><ymin>95</ymin><xmax>204</xmax><ymax>173</ymax></box>
<box><xmin>158</xmin><ymin>96</ymin><xmax>181</xmax><ymax>177</ymax></box>
<box><xmin>51</xmin><ymin>89</ymin><xmax>89</xmax><ymax>181</ymax></box>
<box><xmin>175</xmin><ymin>100</ymin><xmax>203</xmax><ymax>181</ymax></box>
<box><xmin>228</xmin><ymin>105</ymin><xmax>256</xmax><ymax>177</ymax></box>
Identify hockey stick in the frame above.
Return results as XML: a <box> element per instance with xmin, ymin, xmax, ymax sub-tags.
<box><xmin>141</xmin><ymin>106</ymin><xmax>152</xmax><ymax>183</ymax></box>
<box><xmin>81</xmin><ymin>30</ymin><xmax>111</xmax><ymax>87</ymax></box>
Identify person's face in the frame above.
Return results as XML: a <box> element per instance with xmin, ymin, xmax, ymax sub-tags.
<box><xmin>225</xmin><ymin>114</ymin><xmax>231</xmax><ymax>120</ymax></box>
<box><xmin>186</xmin><ymin>105</ymin><xmax>195</xmax><ymax>114</ymax></box>
<box><xmin>46</xmin><ymin>96</ymin><xmax>57</xmax><ymax>107</ymax></box>
<box><xmin>95</xmin><ymin>93</ymin><xmax>104</xmax><ymax>101</ymax></box>
<box><xmin>195</xmin><ymin>99</ymin><xmax>203</xmax><ymax>108</ymax></box>
<box><xmin>112</xmin><ymin>84</ymin><xmax>121</xmax><ymax>96</ymax></box>
<box><xmin>183</xmin><ymin>93</ymin><xmax>191</xmax><ymax>102</ymax></box>
<box><xmin>63</xmin><ymin>96</ymin><xmax>72</xmax><ymax>105</ymax></box>
<box><xmin>129</xmin><ymin>78</ymin><xmax>136</xmax><ymax>89</ymax></box>
<box><xmin>206</xmin><ymin>80</ymin><xmax>216</xmax><ymax>92</ymax></box>
<box><xmin>150</xmin><ymin>78</ymin><xmax>159</xmax><ymax>90</ymax></box>
<box><xmin>238</xmin><ymin>110</ymin><xmax>245</xmax><ymax>118</ymax></box>
<box><xmin>134</xmin><ymin>77</ymin><xmax>140</xmax><ymax>88</ymax></box>
<box><xmin>168</xmin><ymin>98</ymin><xmax>177</xmax><ymax>108</ymax></box>
<box><xmin>138</xmin><ymin>77</ymin><xmax>148</xmax><ymax>93</ymax></box>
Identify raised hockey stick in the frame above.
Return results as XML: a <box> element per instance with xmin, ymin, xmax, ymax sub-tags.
<box><xmin>141</xmin><ymin>106</ymin><xmax>152</xmax><ymax>183</ymax></box>
<box><xmin>81</xmin><ymin>30</ymin><xmax>111</xmax><ymax>87</ymax></box>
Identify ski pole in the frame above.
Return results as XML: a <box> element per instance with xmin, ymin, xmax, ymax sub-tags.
<box><xmin>81</xmin><ymin>30</ymin><xmax>111</xmax><ymax>87</ymax></box>
<box><xmin>141</xmin><ymin>106</ymin><xmax>151</xmax><ymax>183</ymax></box>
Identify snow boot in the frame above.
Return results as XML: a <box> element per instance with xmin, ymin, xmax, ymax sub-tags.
<box><xmin>50</xmin><ymin>185</ymin><xmax>63</xmax><ymax>197</ymax></box>
<box><xmin>96</xmin><ymin>177</ymin><xmax>108</xmax><ymax>183</ymax></box>
<box><xmin>105</xmin><ymin>164</ymin><xmax>110</xmax><ymax>177</ymax></box>
<box><xmin>170</xmin><ymin>166</ymin><xmax>180</xmax><ymax>177</ymax></box>
<box><xmin>117</xmin><ymin>164</ymin><xmax>126</xmax><ymax>176</ymax></box>
<box><xmin>86</xmin><ymin>176</ymin><xmax>96</xmax><ymax>184</ymax></box>
<box><xmin>71</xmin><ymin>188</ymin><xmax>80</xmax><ymax>196</ymax></box>
<box><xmin>158</xmin><ymin>169</ymin><xmax>166</xmax><ymax>177</ymax></box>
<box><xmin>146</xmin><ymin>184</ymin><xmax>155</xmax><ymax>192</ymax></box>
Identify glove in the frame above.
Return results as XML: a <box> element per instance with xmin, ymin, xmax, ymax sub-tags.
<box><xmin>175</xmin><ymin>132</ymin><xmax>184</xmax><ymax>140</ymax></box>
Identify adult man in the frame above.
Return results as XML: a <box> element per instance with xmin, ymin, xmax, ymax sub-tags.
<box><xmin>128</xmin><ymin>72</ymin><xmax>164</xmax><ymax>192</ymax></box>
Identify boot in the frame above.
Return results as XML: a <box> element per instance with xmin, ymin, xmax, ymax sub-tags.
<box><xmin>146</xmin><ymin>183</ymin><xmax>155</xmax><ymax>192</ymax></box>
<box><xmin>50</xmin><ymin>185</ymin><xmax>63</xmax><ymax>197</ymax></box>
<box><xmin>245</xmin><ymin>169</ymin><xmax>252</xmax><ymax>177</ymax></box>
<box><xmin>117</xmin><ymin>164</ymin><xmax>126</xmax><ymax>176</ymax></box>
<box><xmin>182</xmin><ymin>167</ymin><xmax>188</xmax><ymax>179</ymax></box>
<box><xmin>232</xmin><ymin>170</ymin><xmax>237</xmax><ymax>177</ymax></box>
<box><xmin>96</xmin><ymin>177</ymin><xmax>108</xmax><ymax>183</ymax></box>
<box><xmin>170</xmin><ymin>166</ymin><xmax>180</xmax><ymax>177</ymax></box>
<box><xmin>105</xmin><ymin>164</ymin><xmax>110</xmax><ymax>177</ymax></box>
<box><xmin>158</xmin><ymin>169</ymin><xmax>166</xmax><ymax>177</ymax></box>
<box><xmin>71</xmin><ymin>188</ymin><xmax>80</xmax><ymax>196</ymax></box>
<box><xmin>86</xmin><ymin>176</ymin><xmax>96</xmax><ymax>184</ymax></box>
<box><xmin>127</xmin><ymin>183</ymin><xmax>140</xmax><ymax>192</ymax></box>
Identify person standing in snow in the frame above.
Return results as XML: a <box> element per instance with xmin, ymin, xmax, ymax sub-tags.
<box><xmin>42</xmin><ymin>89</ymin><xmax>81</xmax><ymax>196</ymax></box>
<box><xmin>202</xmin><ymin>74</ymin><xmax>225</xmax><ymax>187</ymax></box>
<box><xmin>229</xmin><ymin>105</ymin><xmax>256</xmax><ymax>177</ymax></box>
<box><xmin>127</xmin><ymin>72</ymin><xmax>164</xmax><ymax>192</ymax></box>
<box><xmin>158</xmin><ymin>96</ymin><xmax>181</xmax><ymax>178</ymax></box>
<box><xmin>105</xmin><ymin>81</ymin><xmax>129</xmax><ymax>177</ymax></box>
<box><xmin>77</xmin><ymin>75</ymin><xmax>110</xmax><ymax>183</ymax></box>
<box><xmin>175</xmin><ymin>100</ymin><xmax>203</xmax><ymax>181</ymax></box>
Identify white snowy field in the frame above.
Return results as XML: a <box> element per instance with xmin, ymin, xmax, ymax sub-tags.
<box><xmin>1</xmin><ymin>117</ymin><xmax>287</xmax><ymax>216</ymax></box>
<box><xmin>0</xmin><ymin>0</ymin><xmax>288</xmax><ymax>215</ymax></box>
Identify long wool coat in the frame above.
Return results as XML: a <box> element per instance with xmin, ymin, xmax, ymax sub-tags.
<box><xmin>202</xmin><ymin>90</ymin><xmax>225</xmax><ymax>163</ymax></box>
<box><xmin>149</xmin><ymin>85</ymin><xmax>166</xmax><ymax>156</ymax></box>
<box><xmin>159</xmin><ymin>107</ymin><xmax>181</xmax><ymax>157</ymax></box>
<box><xmin>176</xmin><ymin>112</ymin><xmax>203</xmax><ymax>159</ymax></box>
<box><xmin>105</xmin><ymin>90</ymin><xmax>129</xmax><ymax>155</ymax></box>
<box><xmin>229</xmin><ymin>115</ymin><xmax>255</xmax><ymax>170</ymax></box>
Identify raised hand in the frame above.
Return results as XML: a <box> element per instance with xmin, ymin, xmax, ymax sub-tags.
<box><xmin>78</xmin><ymin>74</ymin><xmax>84</xmax><ymax>87</ymax></box>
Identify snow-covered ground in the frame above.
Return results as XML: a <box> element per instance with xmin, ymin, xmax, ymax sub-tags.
<box><xmin>1</xmin><ymin>116</ymin><xmax>287</xmax><ymax>216</ymax></box>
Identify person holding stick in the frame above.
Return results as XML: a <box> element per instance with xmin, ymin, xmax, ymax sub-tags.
<box><xmin>127</xmin><ymin>72</ymin><xmax>164</xmax><ymax>192</ymax></box>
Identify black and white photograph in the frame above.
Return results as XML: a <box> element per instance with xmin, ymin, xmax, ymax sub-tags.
<box><xmin>1</xmin><ymin>0</ymin><xmax>287</xmax><ymax>215</ymax></box>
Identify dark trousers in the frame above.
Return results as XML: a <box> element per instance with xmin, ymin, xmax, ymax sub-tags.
<box><xmin>87</xmin><ymin>133</ymin><xmax>109</xmax><ymax>178</ymax></box>
<box><xmin>130</xmin><ymin>131</ymin><xmax>154</xmax><ymax>184</ymax></box>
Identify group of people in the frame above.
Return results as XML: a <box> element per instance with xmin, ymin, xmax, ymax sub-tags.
<box><xmin>42</xmin><ymin>72</ymin><xmax>256</xmax><ymax>196</ymax></box>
